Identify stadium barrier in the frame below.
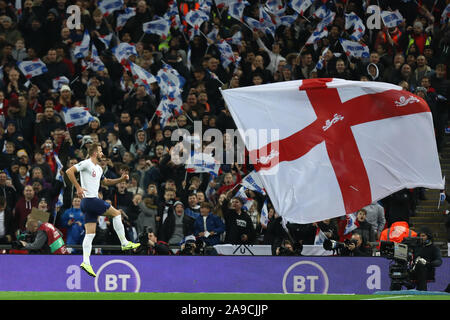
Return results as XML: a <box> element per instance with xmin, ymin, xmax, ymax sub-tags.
<box><xmin>0</xmin><ymin>254</ymin><xmax>448</xmax><ymax>294</ymax></box>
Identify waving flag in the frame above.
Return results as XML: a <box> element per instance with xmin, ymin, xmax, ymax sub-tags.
<box><xmin>199</xmin><ymin>0</ymin><xmax>213</xmax><ymax>14</ymax></box>
<box><xmin>344</xmin><ymin>213</ymin><xmax>358</xmax><ymax>235</ymax></box>
<box><xmin>280</xmin><ymin>13</ymin><xmax>299</xmax><ymax>26</ymax></box>
<box><xmin>186</xmin><ymin>151</ymin><xmax>221</xmax><ymax>176</ymax></box>
<box><xmin>315</xmin><ymin>47</ymin><xmax>329</xmax><ymax>70</ymax></box>
<box><xmin>89</xmin><ymin>44</ymin><xmax>105</xmax><ymax>71</ymax></box>
<box><xmin>313</xmin><ymin>4</ymin><xmax>331</xmax><ymax>19</ymax></box>
<box><xmin>265</xmin><ymin>0</ymin><xmax>285</xmax><ymax>15</ymax></box>
<box><xmin>116</xmin><ymin>7</ymin><xmax>135</xmax><ymax>30</ymax></box>
<box><xmin>260</xmin><ymin>198</ymin><xmax>269</xmax><ymax>226</ymax></box>
<box><xmin>229</xmin><ymin>1</ymin><xmax>249</xmax><ymax>22</ymax></box>
<box><xmin>316</xmin><ymin>10</ymin><xmax>335</xmax><ymax>31</ymax></box>
<box><xmin>216</xmin><ymin>40</ymin><xmax>236</xmax><ymax>68</ymax></box>
<box><xmin>244</xmin><ymin>16</ymin><xmax>261</xmax><ymax>32</ymax></box>
<box><xmin>259</xmin><ymin>6</ymin><xmax>276</xmax><ymax>37</ymax></box>
<box><xmin>98</xmin><ymin>0</ymin><xmax>123</xmax><ymax>17</ymax></box>
<box><xmin>345</xmin><ymin>12</ymin><xmax>366</xmax><ymax>41</ymax></box>
<box><xmin>155</xmin><ymin>99</ymin><xmax>172</xmax><ymax>128</ymax></box>
<box><xmin>112</xmin><ymin>42</ymin><xmax>137</xmax><ymax>64</ymax></box>
<box><xmin>52</xmin><ymin>76</ymin><xmax>70</xmax><ymax>91</ymax></box>
<box><xmin>339</xmin><ymin>38</ymin><xmax>370</xmax><ymax>59</ymax></box>
<box><xmin>143</xmin><ymin>17</ymin><xmax>171</xmax><ymax>40</ymax></box>
<box><xmin>17</xmin><ymin>59</ymin><xmax>47</xmax><ymax>79</ymax></box>
<box><xmin>62</xmin><ymin>106</ymin><xmax>94</xmax><ymax>128</ymax></box>
<box><xmin>234</xmin><ymin>186</ymin><xmax>255</xmax><ymax>211</ymax></box>
<box><xmin>206</xmin><ymin>26</ymin><xmax>219</xmax><ymax>42</ymax></box>
<box><xmin>314</xmin><ymin>227</ymin><xmax>328</xmax><ymax>245</ymax></box>
<box><xmin>184</xmin><ymin>9</ymin><xmax>210</xmax><ymax>30</ymax></box>
<box><xmin>225</xmin><ymin>31</ymin><xmax>242</xmax><ymax>45</ymax></box>
<box><xmin>306</xmin><ymin>29</ymin><xmax>328</xmax><ymax>44</ymax></box>
<box><xmin>381</xmin><ymin>10</ymin><xmax>404</xmax><ymax>28</ymax></box>
<box><xmin>128</xmin><ymin>61</ymin><xmax>157</xmax><ymax>86</ymax></box>
<box><xmin>288</xmin><ymin>0</ymin><xmax>313</xmax><ymax>16</ymax></box>
<box><xmin>241</xmin><ymin>170</ymin><xmax>266</xmax><ymax>195</ymax></box>
<box><xmin>73</xmin><ymin>30</ymin><xmax>91</xmax><ymax>59</ymax></box>
<box><xmin>98</xmin><ymin>33</ymin><xmax>113</xmax><ymax>48</ymax></box>
<box><xmin>441</xmin><ymin>4</ymin><xmax>450</xmax><ymax>24</ymax></box>
<box><xmin>156</xmin><ymin>63</ymin><xmax>186</xmax><ymax>94</ymax></box>
<box><xmin>221</xmin><ymin>78</ymin><xmax>443</xmax><ymax>224</ymax></box>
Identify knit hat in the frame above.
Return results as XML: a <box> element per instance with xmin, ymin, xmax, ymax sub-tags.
<box><xmin>174</xmin><ymin>201</ymin><xmax>184</xmax><ymax>208</ymax></box>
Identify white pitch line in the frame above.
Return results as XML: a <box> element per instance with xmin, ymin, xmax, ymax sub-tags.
<box><xmin>364</xmin><ymin>295</ymin><xmax>414</xmax><ymax>300</ymax></box>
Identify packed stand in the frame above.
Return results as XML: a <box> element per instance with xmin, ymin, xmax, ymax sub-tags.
<box><xmin>0</xmin><ymin>0</ymin><xmax>448</xmax><ymax>256</ymax></box>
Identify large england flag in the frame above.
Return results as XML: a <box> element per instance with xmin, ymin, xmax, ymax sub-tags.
<box><xmin>221</xmin><ymin>78</ymin><xmax>444</xmax><ymax>224</ymax></box>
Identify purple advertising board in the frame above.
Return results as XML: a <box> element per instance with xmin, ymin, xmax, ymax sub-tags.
<box><xmin>0</xmin><ymin>255</ymin><xmax>448</xmax><ymax>294</ymax></box>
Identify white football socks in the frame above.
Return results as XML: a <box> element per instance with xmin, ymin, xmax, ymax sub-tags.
<box><xmin>112</xmin><ymin>215</ymin><xmax>129</xmax><ymax>246</ymax></box>
<box><xmin>82</xmin><ymin>233</ymin><xmax>96</xmax><ymax>265</ymax></box>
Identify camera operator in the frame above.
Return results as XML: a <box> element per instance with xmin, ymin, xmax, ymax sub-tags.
<box><xmin>134</xmin><ymin>227</ymin><xmax>171</xmax><ymax>255</ymax></box>
<box><xmin>323</xmin><ymin>232</ymin><xmax>371</xmax><ymax>256</ymax></box>
<box><xmin>178</xmin><ymin>235</ymin><xmax>198</xmax><ymax>255</ymax></box>
<box><xmin>275</xmin><ymin>239</ymin><xmax>300</xmax><ymax>256</ymax></box>
<box><xmin>409</xmin><ymin>227</ymin><xmax>443</xmax><ymax>291</ymax></box>
<box><xmin>14</xmin><ymin>216</ymin><xmax>69</xmax><ymax>254</ymax></box>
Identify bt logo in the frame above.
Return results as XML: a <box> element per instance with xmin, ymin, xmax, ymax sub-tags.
<box><xmin>66</xmin><ymin>259</ymin><xmax>141</xmax><ymax>292</ymax></box>
<box><xmin>282</xmin><ymin>261</ymin><xmax>329</xmax><ymax>294</ymax></box>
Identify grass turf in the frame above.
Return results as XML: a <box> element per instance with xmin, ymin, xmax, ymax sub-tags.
<box><xmin>0</xmin><ymin>291</ymin><xmax>449</xmax><ymax>300</ymax></box>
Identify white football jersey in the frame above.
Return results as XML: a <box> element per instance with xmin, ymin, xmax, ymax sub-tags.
<box><xmin>73</xmin><ymin>158</ymin><xmax>104</xmax><ymax>198</ymax></box>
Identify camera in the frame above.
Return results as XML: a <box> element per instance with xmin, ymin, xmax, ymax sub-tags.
<box><xmin>323</xmin><ymin>238</ymin><xmax>345</xmax><ymax>251</ymax></box>
<box><xmin>380</xmin><ymin>237</ymin><xmax>423</xmax><ymax>290</ymax></box>
<box><xmin>112</xmin><ymin>147</ymin><xmax>119</xmax><ymax>155</ymax></box>
<box><xmin>138</xmin><ymin>226</ymin><xmax>152</xmax><ymax>246</ymax></box>
<box><xmin>344</xmin><ymin>238</ymin><xmax>358</xmax><ymax>246</ymax></box>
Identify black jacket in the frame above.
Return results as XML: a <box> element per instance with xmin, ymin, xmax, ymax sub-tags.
<box><xmin>157</xmin><ymin>205</ymin><xmax>195</xmax><ymax>243</ymax></box>
<box><xmin>221</xmin><ymin>198</ymin><xmax>256</xmax><ymax>244</ymax></box>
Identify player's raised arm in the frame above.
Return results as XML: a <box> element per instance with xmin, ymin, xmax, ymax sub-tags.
<box><xmin>101</xmin><ymin>173</ymin><xmax>129</xmax><ymax>187</ymax></box>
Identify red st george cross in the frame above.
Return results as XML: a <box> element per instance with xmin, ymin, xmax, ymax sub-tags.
<box><xmin>250</xmin><ymin>78</ymin><xmax>430</xmax><ymax>214</ymax></box>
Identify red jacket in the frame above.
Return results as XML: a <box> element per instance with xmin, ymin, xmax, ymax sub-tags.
<box><xmin>14</xmin><ymin>196</ymin><xmax>39</xmax><ymax>232</ymax></box>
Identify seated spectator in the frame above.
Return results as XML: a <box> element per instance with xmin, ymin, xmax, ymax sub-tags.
<box><xmin>193</xmin><ymin>201</ymin><xmax>225</xmax><ymax>246</ymax></box>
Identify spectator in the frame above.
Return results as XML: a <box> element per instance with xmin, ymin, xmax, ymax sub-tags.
<box><xmin>60</xmin><ymin>197</ymin><xmax>85</xmax><ymax>253</ymax></box>
<box><xmin>0</xmin><ymin>196</ymin><xmax>14</xmax><ymax>244</ymax></box>
<box><xmin>158</xmin><ymin>200</ymin><xmax>194</xmax><ymax>245</ymax></box>
<box><xmin>363</xmin><ymin>202</ymin><xmax>386</xmax><ymax>240</ymax></box>
<box><xmin>14</xmin><ymin>183</ymin><xmax>38</xmax><ymax>232</ymax></box>
<box><xmin>193</xmin><ymin>201</ymin><xmax>225</xmax><ymax>246</ymax></box>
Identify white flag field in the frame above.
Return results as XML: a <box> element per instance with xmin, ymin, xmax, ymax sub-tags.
<box><xmin>220</xmin><ymin>78</ymin><xmax>444</xmax><ymax>224</ymax></box>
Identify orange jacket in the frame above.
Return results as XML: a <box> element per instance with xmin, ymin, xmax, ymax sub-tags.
<box><xmin>378</xmin><ymin>221</ymin><xmax>417</xmax><ymax>248</ymax></box>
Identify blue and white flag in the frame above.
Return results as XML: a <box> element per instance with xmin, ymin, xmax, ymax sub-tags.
<box><xmin>344</xmin><ymin>213</ymin><xmax>358</xmax><ymax>235</ymax></box>
<box><xmin>89</xmin><ymin>44</ymin><xmax>105</xmax><ymax>71</ymax></box>
<box><xmin>306</xmin><ymin>29</ymin><xmax>328</xmax><ymax>44</ymax></box>
<box><xmin>259</xmin><ymin>6</ymin><xmax>276</xmax><ymax>37</ymax></box>
<box><xmin>244</xmin><ymin>16</ymin><xmax>261</xmax><ymax>32</ymax></box>
<box><xmin>381</xmin><ymin>10</ymin><xmax>404</xmax><ymax>28</ymax></box>
<box><xmin>316</xmin><ymin>10</ymin><xmax>335</xmax><ymax>31</ymax></box>
<box><xmin>155</xmin><ymin>99</ymin><xmax>173</xmax><ymax>128</ymax></box>
<box><xmin>17</xmin><ymin>59</ymin><xmax>48</xmax><ymax>79</ymax></box>
<box><xmin>156</xmin><ymin>63</ymin><xmax>186</xmax><ymax>96</ymax></box>
<box><xmin>314</xmin><ymin>227</ymin><xmax>328</xmax><ymax>245</ymax></box>
<box><xmin>98</xmin><ymin>33</ymin><xmax>113</xmax><ymax>49</ymax></box>
<box><xmin>128</xmin><ymin>61</ymin><xmax>157</xmax><ymax>86</ymax></box>
<box><xmin>112</xmin><ymin>42</ymin><xmax>137</xmax><ymax>64</ymax></box>
<box><xmin>52</xmin><ymin>76</ymin><xmax>70</xmax><ymax>91</ymax></box>
<box><xmin>216</xmin><ymin>39</ymin><xmax>236</xmax><ymax>68</ymax></box>
<box><xmin>98</xmin><ymin>0</ymin><xmax>123</xmax><ymax>17</ymax></box>
<box><xmin>261</xmin><ymin>198</ymin><xmax>269</xmax><ymax>226</ymax></box>
<box><xmin>265</xmin><ymin>0</ymin><xmax>285</xmax><ymax>15</ymax></box>
<box><xmin>345</xmin><ymin>12</ymin><xmax>366</xmax><ymax>41</ymax></box>
<box><xmin>441</xmin><ymin>4</ymin><xmax>450</xmax><ymax>24</ymax></box>
<box><xmin>62</xmin><ymin>106</ymin><xmax>94</xmax><ymax>128</ymax></box>
<box><xmin>313</xmin><ymin>4</ymin><xmax>331</xmax><ymax>19</ymax></box>
<box><xmin>241</xmin><ymin>170</ymin><xmax>266</xmax><ymax>195</ymax></box>
<box><xmin>184</xmin><ymin>9</ymin><xmax>210</xmax><ymax>30</ymax></box>
<box><xmin>279</xmin><ymin>13</ymin><xmax>299</xmax><ymax>26</ymax></box>
<box><xmin>54</xmin><ymin>152</ymin><xmax>65</xmax><ymax>211</ymax></box>
<box><xmin>234</xmin><ymin>186</ymin><xmax>254</xmax><ymax>211</ymax></box>
<box><xmin>143</xmin><ymin>17</ymin><xmax>171</xmax><ymax>40</ymax></box>
<box><xmin>206</xmin><ymin>26</ymin><xmax>219</xmax><ymax>42</ymax></box>
<box><xmin>339</xmin><ymin>38</ymin><xmax>370</xmax><ymax>58</ymax></box>
<box><xmin>225</xmin><ymin>31</ymin><xmax>242</xmax><ymax>45</ymax></box>
<box><xmin>315</xmin><ymin>47</ymin><xmax>329</xmax><ymax>70</ymax></box>
<box><xmin>186</xmin><ymin>151</ymin><xmax>221</xmax><ymax>176</ymax></box>
<box><xmin>73</xmin><ymin>30</ymin><xmax>91</xmax><ymax>59</ymax></box>
<box><xmin>229</xmin><ymin>1</ymin><xmax>249</xmax><ymax>22</ymax></box>
<box><xmin>288</xmin><ymin>0</ymin><xmax>313</xmax><ymax>16</ymax></box>
<box><xmin>116</xmin><ymin>7</ymin><xmax>135</xmax><ymax>30</ymax></box>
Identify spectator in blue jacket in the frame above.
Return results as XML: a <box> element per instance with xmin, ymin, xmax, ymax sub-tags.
<box><xmin>193</xmin><ymin>201</ymin><xmax>225</xmax><ymax>246</ymax></box>
<box><xmin>60</xmin><ymin>197</ymin><xmax>85</xmax><ymax>253</ymax></box>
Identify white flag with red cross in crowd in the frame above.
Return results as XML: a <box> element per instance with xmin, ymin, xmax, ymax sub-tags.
<box><xmin>221</xmin><ymin>78</ymin><xmax>444</xmax><ymax>224</ymax></box>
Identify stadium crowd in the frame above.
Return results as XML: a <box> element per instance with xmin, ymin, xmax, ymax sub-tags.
<box><xmin>0</xmin><ymin>0</ymin><xmax>449</xmax><ymax>256</ymax></box>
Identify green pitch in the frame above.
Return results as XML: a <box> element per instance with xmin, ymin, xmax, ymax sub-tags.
<box><xmin>0</xmin><ymin>291</ymin><xmax>449</xmax><ymax>300</ymax></box>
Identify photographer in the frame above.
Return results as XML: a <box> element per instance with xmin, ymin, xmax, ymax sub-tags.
<box><xmin>409</xmin><ymin>227</ymin><xmax>443</xmax><ymax>291</ymax></box>
<box><xmin>324</xmin><ymin>232</ymin><xmax>371</xmax><ymax>256</ymax></box>
<box><xmin>275</xmin><ymin>239</ymin><xmax>300</xmax><ymax>256</ymax></box>
<box><xmin>135</xmin><ymin>227</ymin><xmax>170</xmax><ymax>255</ymax></box>
<box><xmin>15</xmin><ymin>216</ymin><xmax>69</xmax><ymax>254</ymax></box>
